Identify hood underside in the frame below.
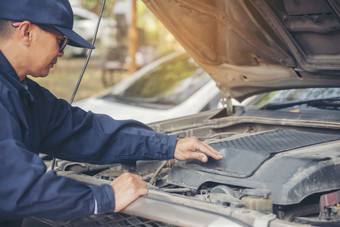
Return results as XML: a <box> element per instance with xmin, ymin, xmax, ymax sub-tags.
<box><xmin>142</xmin><ymin>0</ymin><xmax>340</xmax><ymax>101</ymax></box>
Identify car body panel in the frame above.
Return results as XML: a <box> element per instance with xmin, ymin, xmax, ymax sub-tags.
<box><xmin>74</xmin><ymin>81</ymin><xmax>219</xmax><ymax>123</ymax></box>
<box><xmin>53</xmin><ymin>171</ymin><xmax>297</xmax><ymax>227</ymax></box>
<box><xmin>142</xmin><ymin>0</ymin><xmax>340</xmax><ymax>101</ymax></box>
<box><xmin>74</xmin><ymin>52</ymin><xmax>221</xmax><ymax>124</ymax></box>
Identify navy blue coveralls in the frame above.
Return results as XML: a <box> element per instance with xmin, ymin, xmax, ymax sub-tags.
<box><xmin>0</xmin><ymin>51</ymin><xmax>177</xmax><ymax>222</ymax></box>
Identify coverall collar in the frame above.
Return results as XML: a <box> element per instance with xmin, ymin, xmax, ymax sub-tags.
<box><xmin>0</xmin><ymin>50</ymin><xmax>34</xmax><ymax>105</ymax></box>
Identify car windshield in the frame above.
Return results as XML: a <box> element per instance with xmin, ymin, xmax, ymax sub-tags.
<box><xmin>251</xmin><ymin>88</ymin><xmax>340</xmax><ymax>110</ymax></box>
<box><xmin>106</xmin><ymin>54</ymin><xmax>210</xmax><ymax>108</ymax></box>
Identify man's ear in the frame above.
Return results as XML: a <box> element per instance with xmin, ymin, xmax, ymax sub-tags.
<box><xmin>17</xmin><ymin>21</ymin><xmax>33</xmax><ymax>46</ymax></box>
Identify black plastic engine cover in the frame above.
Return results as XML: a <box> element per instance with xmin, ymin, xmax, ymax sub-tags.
<box><xmin>168</xmin><ymin>129</ymin><xmax>340</xmax><ymax>205</ymax></box>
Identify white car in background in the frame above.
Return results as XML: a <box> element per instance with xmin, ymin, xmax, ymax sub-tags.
<box><xmin>66</xmin><ymin>7</ymin><xmax>116</xmax><ymax>56</ymax></box>
<box><xmin>74</xmin><ymin>52</ymin><xmax>221</xmax><ymax>123</ymax></box>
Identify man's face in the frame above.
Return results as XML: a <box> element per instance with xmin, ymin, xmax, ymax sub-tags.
<box><xmin>27</xmin><ymin>24</ymin><xmax>65</xmax><ymax>78</ymax></box>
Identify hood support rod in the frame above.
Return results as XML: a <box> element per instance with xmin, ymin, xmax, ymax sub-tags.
<box><xmin>51</xmin><ymin>0</ymin><xmax>107</xmax><ymax>171</ymax></box>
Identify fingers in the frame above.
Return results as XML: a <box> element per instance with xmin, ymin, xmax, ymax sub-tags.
<box><xmin>110</xmin><ymin>172</ymin><xmax>148</xmax><ymax>212</ymax></box>
<box><xmin>174</xmin><ymin>137</ymin><xmax>223</xmax><ymax>162</ymax></box>
<box><xmin>194</xmin><ymin>139</ymin><xmax>223</xmax><ymax>161</ymax></box>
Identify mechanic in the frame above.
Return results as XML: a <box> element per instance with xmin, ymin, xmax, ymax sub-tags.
<box><xmin>0</xmin><ymin>0</ymin><xmax>223</xmax><ymax>225</ymax></box>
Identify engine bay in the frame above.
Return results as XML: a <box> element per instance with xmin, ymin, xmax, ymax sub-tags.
<box><xmin>44</xmin><ymin>107</ymin><xmax>340</xmax><ymax>226</ymax></box>
<box><xmin>85</xmin><ymin>107</ymin><xmax>340</xmax><ymax>225</ymax></box>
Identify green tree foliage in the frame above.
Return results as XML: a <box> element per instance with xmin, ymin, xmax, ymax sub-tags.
<box><xmin>79</xmin><ymin>0</ymin><xmax>181</xmax><ymax>56</ymax></box>
<box><xmin>81</xmin><ymin>0</ymin><xmax>116</xmax><ymax>17</ymax></box>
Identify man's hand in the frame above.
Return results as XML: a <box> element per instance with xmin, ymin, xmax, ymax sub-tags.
<box><xmin>110</xmin><ymin>172</ymin><xmax>148</xmax><ymax>212</ymax></box>
<box><xmin>110</xmin><ymin>137</ymin><xmax>221</xmax><ymax>212</ymax></box>
<box><xmin>174</xmin><ymin>137</ymin><xmax>223</xmax><ymax>162</ymax></box>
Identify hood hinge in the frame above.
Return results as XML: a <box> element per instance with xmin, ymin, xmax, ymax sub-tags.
<box><xmin>218</xmin><ymin>84</ymin><xmax>234</xmax><ymax>116</ymax></box>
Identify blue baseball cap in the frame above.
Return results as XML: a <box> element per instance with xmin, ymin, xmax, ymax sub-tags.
<box><xmin>0</xmin><ymin>0</ymin><xmax>95</xmax><ymax>49</ymax></box>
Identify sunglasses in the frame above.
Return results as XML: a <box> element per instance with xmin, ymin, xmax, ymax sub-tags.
<box><xmin>12</xmin><ymin>22</ymin><xmax>70</xmax><ymax>52</ymax></box>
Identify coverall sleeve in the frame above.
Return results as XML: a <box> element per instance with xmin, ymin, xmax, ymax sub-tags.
<box><xmin>0</xmin><ymin>80</ymin><xmax>178</xmax><ymax>221</ymax></box>
<box><xmin>0</xmin><ymin>103</ymin><xmax>115</xmax><ymax>221</ymax></box>
<box><xmin>38</xmin><ymin>92</ymin><xmax>177</xmax><ymax>164</ymax></box>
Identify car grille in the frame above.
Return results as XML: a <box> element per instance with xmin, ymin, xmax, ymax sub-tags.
<box><xmin>24</xmin><ymin>213</ymin><xmax>176</xmax><ymax>227</ymax></box>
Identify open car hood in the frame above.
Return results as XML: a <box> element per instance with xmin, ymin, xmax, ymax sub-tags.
<box><xmin>142</xmin><ymin>0</ymin><xmax>340</xmax><ymax>101</ymax></box>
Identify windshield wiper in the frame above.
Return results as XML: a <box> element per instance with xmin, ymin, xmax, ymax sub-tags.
<box><xmin>261</xmin><ymin>97</ymin><xmax>340</xmax><ymax>111</ymax></box>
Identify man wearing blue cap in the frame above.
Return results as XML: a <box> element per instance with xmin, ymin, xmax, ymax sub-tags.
<box><xmin>0</xmin><ymin>0</ymin><xmax>223</xmax><ymax>225</ymax></box>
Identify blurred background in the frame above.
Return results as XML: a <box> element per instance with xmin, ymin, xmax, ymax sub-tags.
<box><xmin>34</xmin><ymin>0</ymin><xmax>183</xmax><ymax>102</ymax></box>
